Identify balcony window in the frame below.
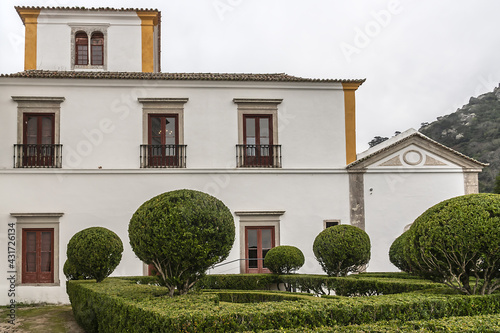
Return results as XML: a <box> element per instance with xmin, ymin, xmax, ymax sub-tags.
<box><xmin>234</xmin><ymin>98</ymin><xmax>282</xmax><ymax>168</ymax></box>
<box><xmin>140</xmin><ymin>114</ymin><xmax>186</xmax><ymax>168</ymax></box>
<box><xmin>14</xmin><ymin>112</ymin><xmax>62</xmax><ymax>168</ymax></box>
<box><xmin>237</xmin><ymin>114</ymin><xmax>281</xmax><ymax>167</ymax></box>
<box><xmin>138</xmin><ymin>98</ymin><xmax>188</xmax><ymax>168</ymax></box>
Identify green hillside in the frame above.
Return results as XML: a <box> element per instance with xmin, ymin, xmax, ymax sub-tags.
<box><xmin>419</xmin><ymin>85</ymin><xmax>500</xmax><ymax>192</ymax></box>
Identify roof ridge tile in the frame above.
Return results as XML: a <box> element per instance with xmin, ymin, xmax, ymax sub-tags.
<box><xmin>0</xmin><ymin>70</ymin><xmax>366</xmax><ymax>84</ymax></box>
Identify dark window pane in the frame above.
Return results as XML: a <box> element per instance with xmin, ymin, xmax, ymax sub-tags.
<box><xmin>248</xmin><ymin>249</ymin><xmax>258</xmax><ymax>268</ymax></box>
<box><xmin>151</xmin><ymin>117</ymin><xmax>162</xmax><ymax>145</ymax></box>
<box><xmin>27</xmin><ymin>232</ymin><xmax>36</xmax><ymax>252</ymax></box>
<box><xmin>26</xmin><ymin>253</ymin><xmax>36</xmax><ymax>272</ymax></box>
<box><xmin>41</xmin><ymin>232</ymin><xmax>52</xmax><ymax>252</ymax></box>
<box><xmin>41</xmin><ymin>252</ymin><xmax>51</xmax><ymax>272</ymax></box>
<box><xmin>262</xmin><ymin>249</ymin><xmax>270</xmax><ymax>267</ymax></box>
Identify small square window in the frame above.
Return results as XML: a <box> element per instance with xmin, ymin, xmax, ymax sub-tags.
<box><xmin>324</xmin><ymin>220</ymin><xmax>340</xmax><ymax>229</ymax></box>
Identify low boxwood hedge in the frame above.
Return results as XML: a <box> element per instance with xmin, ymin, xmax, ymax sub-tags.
<box><xmin>260</xmin><ymin>314</ymin><xmax>500</xmax><ymax>332</ymax></box>
<box><xmin>68</xmin><ymin>277</ymin><xmax>500</xmax><ymax>333</ymax></box>
<box><xmin>205</xmin><ymin>290</ymin><xmax>315</xmax><ymax>303</ymax></box>
<box><xmin>197</xmin><ymin>274</ymin><xmax>439</xmax><ymax>296</ymax></box>
<box><xmin>196</xmin><ymin>274</ymin><xmax>278</xmax><ymax>290</ymax></box>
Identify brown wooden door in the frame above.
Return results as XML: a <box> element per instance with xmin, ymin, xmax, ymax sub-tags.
<box><xmin>243</xmin><ymin>115</ymin><xmax>273</xmax><ymax>166</ymax></box>
<box><xmin>245</xmin><ymin>226</ymin><xmax>275</xmax><ymax>273</ymax></box>
<box><xmin>148</xmin><ymin>114</ymin><xmax>179</xmax><ymax>167</ymax></box>
<box><xmin>22</xmin><ymin>229</ymin><xmax>54</xmax><ymax>284</ymax></box>
<box><xmin>23</xmin><ymin>114</ymin><xmax>55</xmax><ymax>167</ymax></box>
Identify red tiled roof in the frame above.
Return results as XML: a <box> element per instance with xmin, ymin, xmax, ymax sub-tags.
<box><xmin>15</xmin><ymin>6</ymin><xmax>159</xmax><ymax>13</ymax></box>
<box><xmin>0</xmin><ymin>70</ymin><xmax>366</xmax><ymax>84</ymax></box>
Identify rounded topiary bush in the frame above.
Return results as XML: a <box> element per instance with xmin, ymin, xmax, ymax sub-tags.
<box><xmin>313</xmin><ymin>225</ymin><xmax>370</xmax><ymax>277</ymax></box>
<box><xmin>264</xmin><ymin>245</ymin><xmax>305</xmax><ymax>274</ymax></box>
<box><xmin>406</xmin><ymin>193</ymin><xmax>500</xmax><ymax>295</ymax></box>
<box><xmin>128</xmin><ymin>189</ymin><xmax>235</xmax><ymax>296</ymax></box>
<box><xmin>66</xmin><ymin>227</ymin><xmax>123</xmax><ymax>283</ymax></box>
<box><xmin>389</xmin><ymin>231</ymin><xmax>412</xmax><ymax>273</ymax></box>
<box><xmin>63</xmin><ymin>259</ymin><xmax>89</xmax><ymax>281</ymax></box>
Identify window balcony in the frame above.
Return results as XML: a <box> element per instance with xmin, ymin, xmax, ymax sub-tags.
<box><xmin>236</xmin><ymin>144</ymin><xmax>282</xmax><ymax>168</ymax></box>
<box><xmin>140</xmin><ymin>144</ymin><xmax>187</xmax><ymax>168</ymax></box>
<box><xmin>14</xmin><ymin>144</ymin><xmax>63</xmax><ymax>168</ymax></box>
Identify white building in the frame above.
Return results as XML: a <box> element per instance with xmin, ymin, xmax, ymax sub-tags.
<box><xmin>0</xmin><ymin>6</ymin><xmax>485</xmax><ymax>304</ymax></box>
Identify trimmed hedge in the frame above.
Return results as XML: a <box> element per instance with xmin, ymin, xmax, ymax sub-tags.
<box><xmin>196</xmin><ymin>274</ymin><xmax>277</xmax><ymax>290</ymax></box>
<box><xmin>67</xmin><ymin>277</ymin><xmax>500</xmax><ymax>332</ymax></box>
<box><xmin>197</xmin><ymin>274</ymin><xmax>439</xmax><ymax>296</ymax></box>
<box><xmin>261</xmin><ymin>314</ymin><xmax>500</xmax><ymax>332</ymax></box>
<box><xmin>206</xmin><ymin>290</ymin><xmax>315</xmax><ymax>303</ymax></box>
<box><xmin>352</xmin><ymin>272</ymin><xmax>424</xmax><ymax>280</ymax></box>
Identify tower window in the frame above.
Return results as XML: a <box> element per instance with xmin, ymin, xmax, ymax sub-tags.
<box><xmin>91</xmin><ymin>32</ymin><xmax>104</xmax><ymax>66</ymax></box>
<box><xmin>75</xmin><ymin>32</ymin><xmax>88</xmax><ymax>65</ymax></box>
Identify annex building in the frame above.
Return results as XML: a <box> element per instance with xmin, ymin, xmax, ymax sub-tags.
<box><xmin>0</xmin><ymin>6</ymin><xmax>485</xmax><ymax>304</ymax></box>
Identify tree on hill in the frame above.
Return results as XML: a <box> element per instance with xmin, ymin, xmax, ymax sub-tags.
<box><xmin>419</xmin><ymin>85</ymin><xmax>500</xmax><ymax>192</ymax></box>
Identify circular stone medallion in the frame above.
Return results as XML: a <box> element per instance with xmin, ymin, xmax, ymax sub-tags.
<box><xmin>403</xmin><ymin>150</ymin><xmax>423</xmax><ymax>165</ymax></box>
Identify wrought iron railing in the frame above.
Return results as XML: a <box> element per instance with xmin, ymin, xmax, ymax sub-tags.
<box><xmin>140</xmin><ymin>144</ymin><xmax>187</xmax><ymax>168</ymax></box>
<box><xmin>236</xmin><ymin>144</ymin><xmax>282</xmax><ymax>168</ymax></box>
<box><xmin>14</xmin><ymin>144</ymin><xmax>63</xmax><ymax>168</ymax></box>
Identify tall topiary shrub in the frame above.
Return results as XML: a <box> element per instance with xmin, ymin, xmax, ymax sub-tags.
<box><xmin>313</xmin><ymin>225</ymin><xmax>370</xmax><ymax>277</ymax></box>
<box><xmin>406</xmin><ymin>193</ymin><xmax>500</xmax><ymax>295</ymax></box>
<box><xmin>128</xmin><ymin>189</ymin><xmax>235</xmax><ymax>296</ymax></box>
<box><xmin>389</xmin><ymin>231</ymin><xmax>412</xmax><ymax>273</ymax></box>
<box><xmin>264</xmin><ymin>245</ymin><xmax>305</xmax><ymax>274</ymax></box>
<box><xmin>66</xmin><ymin>227</ymin><xmax>123</xmax><ymax>283</ymax></box>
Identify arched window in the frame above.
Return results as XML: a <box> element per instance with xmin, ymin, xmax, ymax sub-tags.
<box><xmin>75</xmin><ymin>32</ymin><xmax>88</xmax><ymax>65</ymax></box>
<box><xmin>91</xmin><ymin>32</ymin><xmax>104</xmax><ymax>66</ymax></box>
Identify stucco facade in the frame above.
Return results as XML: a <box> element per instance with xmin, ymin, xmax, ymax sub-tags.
<box><xmin>0</xmin><ymin>6</ymin><xmax>485</xmax><ymax>304</ymax></box>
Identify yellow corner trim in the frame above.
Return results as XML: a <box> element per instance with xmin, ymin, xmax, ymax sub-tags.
<box><xmin>137</xmin><ymin>12</ymin><xmax>159</xmax><ymax>73</ymax></box>
<box><xmin>342</xmin><ymin>82</ymin><xmax>363</xmax><ymax>165</ymax></box>
<box><xmin>17</xmin><ymin>9</ymin><xmax>40</xmax><ymax>71</ymax></box>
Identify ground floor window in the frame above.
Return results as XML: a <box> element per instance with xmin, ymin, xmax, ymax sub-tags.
<box><xmin>235</xmin><ymin>210</ymin><xmax>284</xmax><ymax>274</ymax></box>
<box><xmin>22</xmin><ymin>229</ymin><xmax>54</xmax><ymax>284</ymax></box>
<box><xmin>245</xmin><ymin>226</ymin><xmax>275</xmax><ymax>274</ymax></box>
<box><xmin>10</xmin><ymin>212</ymin><xmax>62</xmax><ymax>285</ymax></box>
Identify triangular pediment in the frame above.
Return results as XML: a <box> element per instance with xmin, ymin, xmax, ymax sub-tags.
<box><xmin>347</xmin><ymin>129</ymin><xmax>487</xmax><ymax>171</ymax></box>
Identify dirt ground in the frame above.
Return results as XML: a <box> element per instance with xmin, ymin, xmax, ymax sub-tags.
<box><xmin>0</xmin><ymin>305</ymin><xmax>85</xmax><ymax>333</ymax></box>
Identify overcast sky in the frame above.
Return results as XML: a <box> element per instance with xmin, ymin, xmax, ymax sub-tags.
<box><xmin>1</xmin><ymin>0</ymin><xmax>499</xmax><ymax>151</ymax></box>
